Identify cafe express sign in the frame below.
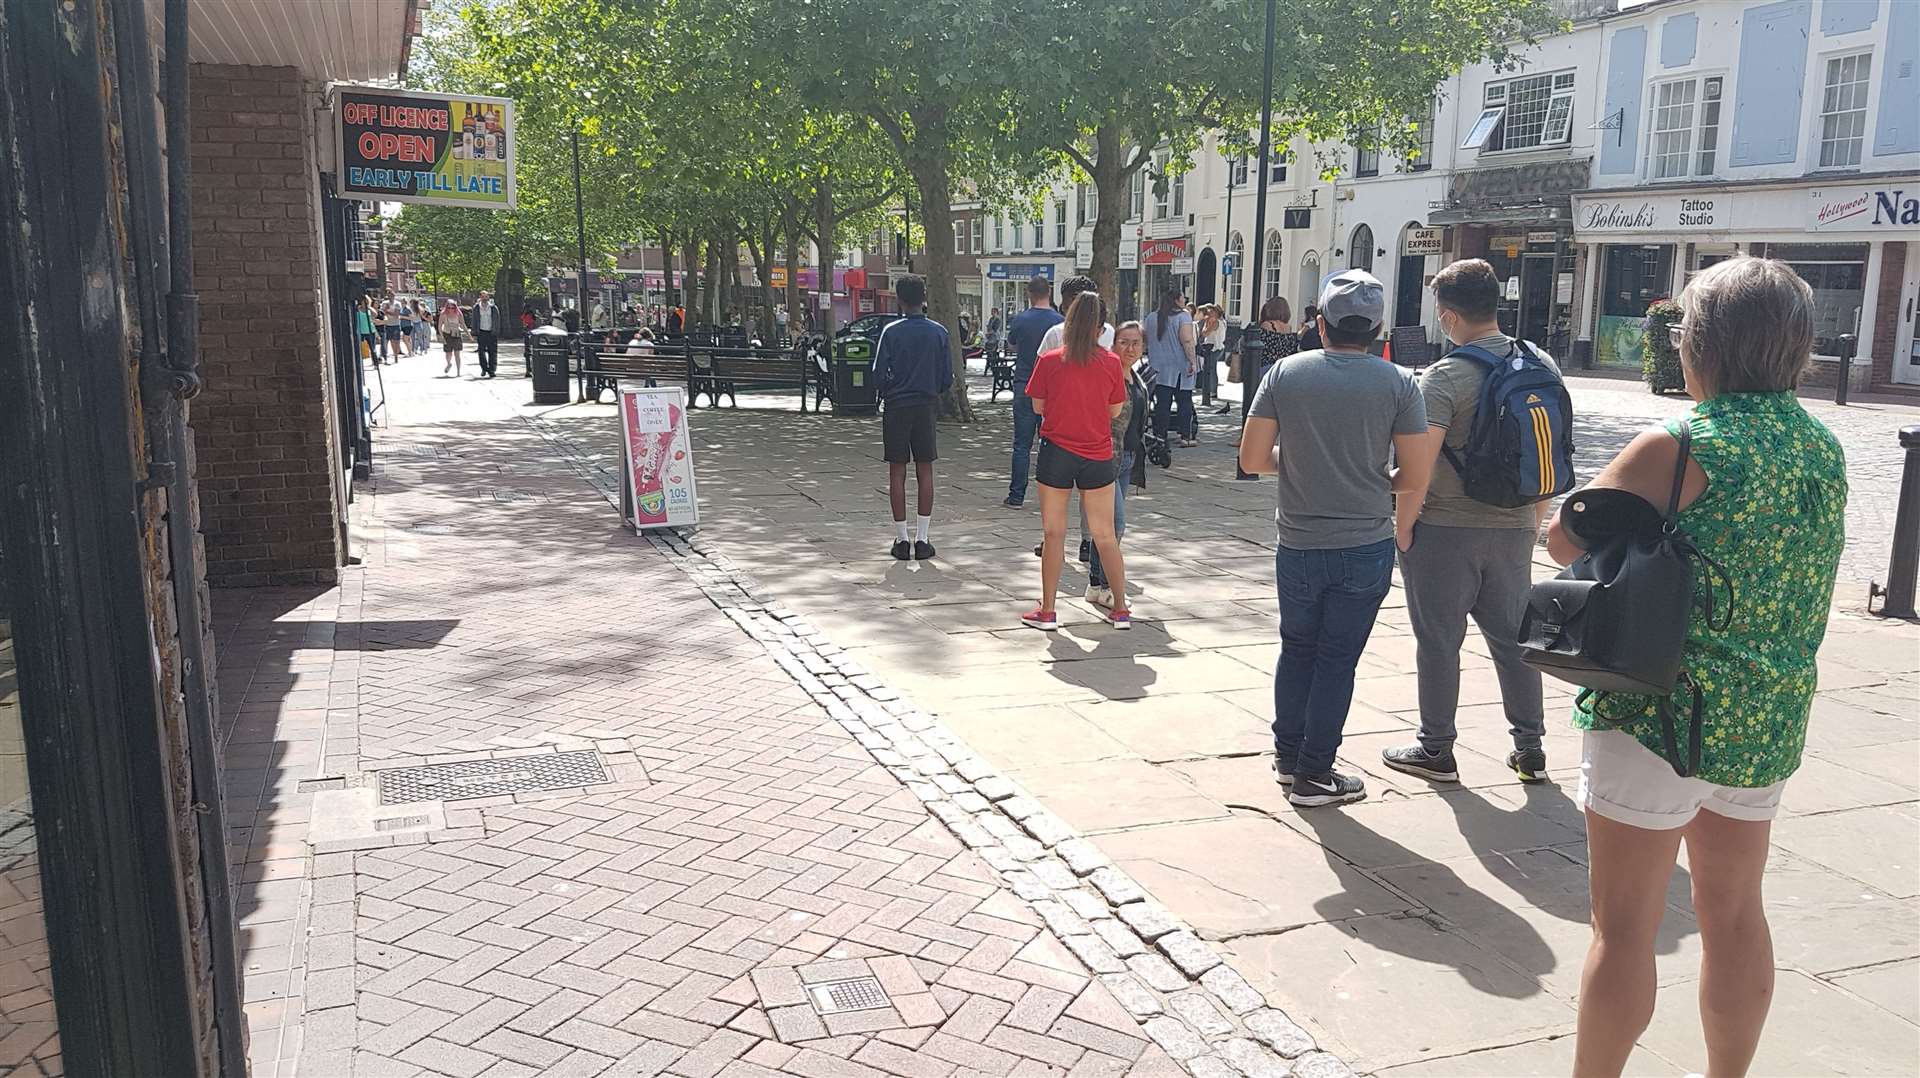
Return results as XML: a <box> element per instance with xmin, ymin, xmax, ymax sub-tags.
<box><xmin>1575</xmin><ymin>182</ymin><xmax>1919</xmax><ymax>237</ymax></box>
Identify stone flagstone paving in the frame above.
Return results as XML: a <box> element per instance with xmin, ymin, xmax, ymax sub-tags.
<box><xmin>521</xmin><ymin>352</ymin><xmax>1920</xmax><ymax>1077</ymax></box>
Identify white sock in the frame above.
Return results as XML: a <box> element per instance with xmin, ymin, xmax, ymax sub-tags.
<box><xmin>895</xmin><ymin>519</ymin><xmax>911</xmax><ymax>543</ymax></box>
<box><xmin>915</xmin><ymin>515</ymin><xmax>931</xmax><ymax>543</ymax></box>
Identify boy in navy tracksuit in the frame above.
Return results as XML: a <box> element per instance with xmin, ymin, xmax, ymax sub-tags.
<box><xmin>872</xmin><ymin>274</ymin><xmax>953</xmax><ymax>561</ymax></box>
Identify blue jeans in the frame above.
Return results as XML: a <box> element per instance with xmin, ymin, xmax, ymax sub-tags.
<box><xmin>1086</xmin><ymin>449</ymin><xmax>1132</xmax><ymax>588</ymax></box>
<box><xmin>1009</xmin><ymin>388</ymin><xmax>1039</xmax><ymax>502</ymax></box>
<box><xmin>1272</xmin><ymin>538</ymin><xmax>1395</xmax><ymax>776</ymax></box>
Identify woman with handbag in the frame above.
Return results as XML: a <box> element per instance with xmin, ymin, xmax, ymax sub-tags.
<box><xmin>1231</xmin><ymin>296</ymin><xmax>1300</xmax><ymax>447</ymax></box>
<box><xmin>1545</xmin><ymin>257</ymin><xmax>1845</xmax><ymax>1078</ymax></box>
<box><xmin>436</xmin><ymin>300</ymin><xmax>467</xmax><ymax>377</ymax></box>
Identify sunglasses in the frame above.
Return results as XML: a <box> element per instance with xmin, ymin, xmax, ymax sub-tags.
<box><xmin>1667</xmin><ymin>323</ymin><xmax>1687</xmax><ymax>350</ymax></box>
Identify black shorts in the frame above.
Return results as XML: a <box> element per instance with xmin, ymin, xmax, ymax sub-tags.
<box><xmin>882</xmin><ymin>402</ymin><xmax>938</xmax><ymax>463</ymax></box>
<box><xmin>1036</xmin><ymin>440</ymin><xmax>1116</xmax><ymax>490</ymax></box>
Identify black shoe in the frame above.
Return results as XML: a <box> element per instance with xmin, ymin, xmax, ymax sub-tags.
<box><xmin>1272</xmin><ymin>758</ymin><xmax>1294</xmax><ymax>787</ymax></box>
<box><xmin>1381</xmin><ymin>744</ymin><xmax>1460</xmax><ymax>782</ymax></box>
<box><xmin>891</xmin><ymin>540</ymin><xmax>912</xmax><ymax>561</ymax></box>
<box><xmin>1003</xmin><ymin>496</ymin><xmax>1024</xmax><ymax>509</ymax></box>
<box><xmin>1288</xmin><ymin>770</ymin><xmax>1367</xmax><ymax>808</ymax></box>
<box><xmin>1033</xmin><ymin>543</ymin><xmax>1043</xmax><ymax>558</ymax></box>
<box><xmin>1508</xmin><ymin>747</ymin><xmax>1548</xmax><ymax>784</ymax></box>
<box><xmin>913</xmin><ymin>540</ymin><xmax>936</xmax><ymax>561</ymax></box>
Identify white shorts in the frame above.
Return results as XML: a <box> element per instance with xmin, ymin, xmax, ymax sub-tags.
<box><xmin>1579</xmin><ymin>729</ymin><xmax>1787</xmax><ymax>831</ymax></box>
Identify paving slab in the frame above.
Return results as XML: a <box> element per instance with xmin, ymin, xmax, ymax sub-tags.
<box><xmin>1638</xmin><ymin>969</ymin><xmax>1920</xmax><ymax>1077</ymax></box>
<box><xmin>1222</xmin><ymin>915</ymin><xmax>1579</xmax><ymax>1069</ymax></box>
<box><xmin>1007</xmin><ymin>759</ymin><xmax>1230</xmax><ymax>834</ymax></box>
<box><xmin>1372</xmin><ymin>1035</ymin><xmax>1679</xmax><ymax>1077</ymax></box>
<box><xmin>1099</xmin><ymin>818</ymin><xmax>1410</xmax><ymax>938</ymax></box>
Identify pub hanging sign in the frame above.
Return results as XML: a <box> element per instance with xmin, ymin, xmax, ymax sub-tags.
<box><xmin>334</xmin><ymin>85</ymin><xmax>517</xmax><ymax>209</ymax></box>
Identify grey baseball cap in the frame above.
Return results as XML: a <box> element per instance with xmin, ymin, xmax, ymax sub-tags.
<box><xmin>1317</xmin><ymin>269</ymin><xmax>1386</xmax><ymax>331</ymax></box>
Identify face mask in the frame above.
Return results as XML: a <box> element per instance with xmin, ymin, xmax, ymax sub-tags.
<box><xmin>1439</xmin><ymin>310</ymin><xmax>1461</xmax><ymax>347</ymax></box>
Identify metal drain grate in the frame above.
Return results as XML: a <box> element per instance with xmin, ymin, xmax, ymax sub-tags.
<box><xmin>807</xmin><ymin>977</ymin><xmax>891</xmax><ymax>1015</ymax></box>
<box><xmin>376</xmin><ymin>750</ymin><xmax>608</xmax><ymax>805</ymax></box>
<box><xmin>400</xmin><ymin>521</ymin><xmax>459</xmax><ymax>535</ymax></box>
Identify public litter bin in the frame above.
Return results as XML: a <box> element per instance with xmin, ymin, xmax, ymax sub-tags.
<box><xmin>832</xmin><ymin>336</ymin><xmax>879</xmax><ymax>414</ymax></box>
<box><xmin>528</xmin><ymin>325</ymin><xmax>573</xmax><ymax>405</ymax></box>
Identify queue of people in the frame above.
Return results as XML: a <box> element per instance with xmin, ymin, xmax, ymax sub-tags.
<box><xmin>864</xmin><ymin>254</ymin><xmax>1844</xmax><ymax>1078</ymax></box>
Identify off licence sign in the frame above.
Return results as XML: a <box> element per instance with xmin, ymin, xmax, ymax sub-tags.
<box><xmin>336</xmin><ymin>86</ymin><xmax>517</xmax><ymax>209</ymax></box>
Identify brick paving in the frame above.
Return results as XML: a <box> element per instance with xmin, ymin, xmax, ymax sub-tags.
<box><xmin>210</xmin><ymin>358</ymin><xmax>1298</xmax><ymax>1078</ymax></box>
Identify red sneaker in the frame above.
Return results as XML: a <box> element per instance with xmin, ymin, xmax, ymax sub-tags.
<box><xmin>1108</xmin><ymin>608</ymin><xmax>1132</xmax><ymax>630</ymax></box>
<box><xmin>1020</xmin><ymin>608</ymin><xmax>1058</xmax><ymax>631</ymax></box>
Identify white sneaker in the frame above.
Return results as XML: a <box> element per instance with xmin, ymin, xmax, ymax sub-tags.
<box><xmin>1084</xmin><ymin>584</ymin><xmax>1114</xmax><ymax>609</ymax></box>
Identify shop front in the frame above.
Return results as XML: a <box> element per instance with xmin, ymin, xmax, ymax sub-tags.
<box><xmin>1429</xmin><ymin>159</ymin><xmax>1589</xmax><ymax>355</ymax></box>
<box><xmin>1573</xmin><ymin>177</ymin><xmax>1919</xmax><ymax>386</ymax></box>
<box><xmin>1139</xmin><ymin>237</ymin><xmax>1193</xmax><ymax>310</ymax></box>
<box><xmin>982</xmin><ymin>260</ymin><xmax>1067</xmax><ymax>325</ymax></box>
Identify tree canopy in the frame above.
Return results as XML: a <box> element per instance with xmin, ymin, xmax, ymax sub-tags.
<box><xmin>395</xmin><ymin>0</ymin><xmax>1561</xmax><ymax>415</ymax></box>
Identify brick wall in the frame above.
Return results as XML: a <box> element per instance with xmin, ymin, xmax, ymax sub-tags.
<box><xmin>1870</xmin><ymin>241</ymin><xmax>1905</xmax><ymax>388</ymax></box>
<box><xmin>188</xmin><ymin>64</ymin><xmax>341</xmax><ymax>587</ymax></box>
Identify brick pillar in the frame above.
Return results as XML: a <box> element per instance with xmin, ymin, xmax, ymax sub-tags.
<box><xmin>1870</xmin><ymin>241</ymin><xmax>1906</xmax><ymax>388</ymax></box>
<box><xmin>188</xmin><ymin>64</ymin><xmax>342</xmax><ymax>586</ymax></box>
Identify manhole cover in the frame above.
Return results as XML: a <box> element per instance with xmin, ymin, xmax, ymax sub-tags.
<box><xmin>400</xmin><ymin>521</ymin><xmax>458</xmax><ymax>535</ymax></box>
<box><xmin>376</xmin><ymin>750</ymin><xmax>608</xmax><ymax>805</ymax></box>
<box><xmin>807</xmin><ymin>977</ymin><xmax>891</xmax><ymax>1015</ymax></box>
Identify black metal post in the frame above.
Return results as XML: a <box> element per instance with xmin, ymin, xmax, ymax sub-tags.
<box><xmin>1235</xmin><ymin>0</ymin><xmax>1278</xmax><ymax>482</ymax></box>
<box><xmin>904</xmin><ymin>191</ymin><xmax>914</xmax><ymax>274</ymax></box>
<box><xmin>1209</xmin><ymin>159</ymin><xmax>1237</xmax><ymax>408</ymax></box>
<box><xmin>1833</xmin><ymin>332</ymin><xmax>1857</xmax><ymax>406</ymax></box>
<box><xmin>572</xmin><ymin>125</ymin><xmax>590</xmax><ymax>378</ymax></box>
<box><xmin>1871</xmin><ymin>425</ymin><xmax>1920</xmax><ymax>619</ymax></box>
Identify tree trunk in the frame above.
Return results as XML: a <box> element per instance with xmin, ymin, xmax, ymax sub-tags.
<box><xmin>1089</xmin><ymin>122</ymin><xmax>1131</xmax><ymax>307</ymax></box>
<box><xmin>813</xmin><ymin>180</ymin><xmax>838</xmax><ymax>341</ymax></box>
<box><xmin>660</xmin><ymin>230</ymin><xmax>675</xmax><ymax>313</ymax></box>
<box><xmin>903</xmin><ymin>109</ymin><xmax>975</xmax><ymax>422</ymax></box>
<box><xmin>702</xmin><ymin>237</ymin><xmax>721</xmax><ymax>324</ymax></box>
<box><xmin>783</xmin><ymin>221</ymin><xmax>803</xmax><ymax>334</ymax></box>
<box><xmin>682</xmin><ymin>235</ymin><xmax>702</xmax><ymax>325</ymax></box>
<box><xmin>745</xmin><ymin>222</ymin><xmax>778</xmax><ymax>343</ymax></box>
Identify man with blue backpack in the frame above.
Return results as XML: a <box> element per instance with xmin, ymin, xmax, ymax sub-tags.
<box><xmin>1383</xmin><ymin>259</ymin><xmax>1575</xmax><ymax>786</ymax></box>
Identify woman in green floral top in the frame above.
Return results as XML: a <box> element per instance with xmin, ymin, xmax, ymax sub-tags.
<box><xmin>1545</xmin><ymin>258</ymin><xmax>1845</xmax><ymax>1078</ymax></box>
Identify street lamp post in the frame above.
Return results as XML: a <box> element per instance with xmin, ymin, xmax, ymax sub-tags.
<box><xmin>571</xmin><ymin>125</ymin><xmax>589</xmax><ymax>332</ymax></box>
<box><xmin>1236</xmin><ymin>0</ymin><xmax>1278</xmax><ymax>481</ymax></box>
<box><xmin>1213</xmin><ymin>153</ymin><xmax>1238</xmax><ymax>407</ymax></box>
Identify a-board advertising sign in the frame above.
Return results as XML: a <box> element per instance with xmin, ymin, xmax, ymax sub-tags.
<box><xmin>620</xmin><ymin>386</ymin><xmax>699</xmax><ymax>529</ymax></box>
<box><xmin>336</xmin><ymin>85</ymin><xmax>517</xmax><ymax>209</ymax></box>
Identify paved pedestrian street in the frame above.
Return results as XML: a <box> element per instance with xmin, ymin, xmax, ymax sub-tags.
<box><xmin>216</xmin><ymin>357</ymin><xmax>1359</xmax><ymax>1078</ymax></box>
<box><xmin>517</xmin><ymin>351</ymin><xmax>1920</xmax><ymax>1077</ymax></box>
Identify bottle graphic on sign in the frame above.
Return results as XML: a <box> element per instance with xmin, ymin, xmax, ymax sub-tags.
<box><xmin>625</xmin><ymin>395</ymin><xmax>683</xmax><ymax>526</ymax></box>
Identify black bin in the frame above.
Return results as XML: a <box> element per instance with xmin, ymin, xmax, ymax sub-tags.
<box><xmin>528</xmin><ymin>325</ymin><xmax>573</xmax><ymax>405</ymax></box>
<box><xmin>832</xmin><ymin>336</ymin><xmax>878</xmax><ymax>414</ymax></box>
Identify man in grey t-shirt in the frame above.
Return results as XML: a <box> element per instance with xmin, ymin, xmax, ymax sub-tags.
<box><xmin>1240</xmin><ymin>270</ymin><xmax>1430</xmax><ymax>808</ymax></box>
<box><xmin>1383</xmin><ymin>259</ymin><xmax>1557</xmax><ymax>786</ymax></box>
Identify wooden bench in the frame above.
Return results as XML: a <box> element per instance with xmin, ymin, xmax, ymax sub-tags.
<box><xmin>691</xmin><ymin>344</ymin><xmax>811</xmax><ymax>409</ymax></box>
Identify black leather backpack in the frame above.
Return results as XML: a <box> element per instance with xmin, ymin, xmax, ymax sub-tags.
<box><xmin>1517</xmin><ymin>427</ymin><xmax>1732</xmax><ymax>776</ymax></box>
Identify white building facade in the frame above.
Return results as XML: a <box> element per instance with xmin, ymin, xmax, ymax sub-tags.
<box><xmin>1574</xmin><ymin>0</ymin><xmax>1919</xmax><ymax>387</ymax></box>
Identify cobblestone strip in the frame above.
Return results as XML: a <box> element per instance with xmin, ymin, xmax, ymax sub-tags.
<box><xmin>524</xmin><ymin>409</ymin><xmax>1356</xmax><ymax>1078</ymax></box>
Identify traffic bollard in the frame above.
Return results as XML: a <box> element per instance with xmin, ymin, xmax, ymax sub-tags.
<box><xmin>1833</xmin><ymin>333</ymin><xmax>1858</xmax><ymax>406</ymax></box>
<box><xmin>1870</xmin><ymin>424</ymin><xmax>1920</xmax><ymax>620</ymax></box>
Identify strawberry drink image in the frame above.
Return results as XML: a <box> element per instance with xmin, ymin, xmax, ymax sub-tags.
<box><xmin>623</xmin><ymin>391</ymin><xmax>693</xmax><ymax>526</ymax></box>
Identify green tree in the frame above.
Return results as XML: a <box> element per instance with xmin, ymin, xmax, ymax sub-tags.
<box><xmin>741</xmin><ymin>0</ymin><xmax>1060</xmax><ymax>420</ymax></box>
<box><xmin>1029</xmin><ymin>0</ymin><xmax>1561</xmax><ymax>304</ymax></box>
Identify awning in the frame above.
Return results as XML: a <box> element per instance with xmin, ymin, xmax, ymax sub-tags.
<box><xmin>144</xmin><ymin>0</ymin><xmax>420</xmax><ymax>84</ymax></box>
<box><xmin>1427</xmin><ymin>205</ymin><xmax>1569</xmax><ymax>226</ymax></box>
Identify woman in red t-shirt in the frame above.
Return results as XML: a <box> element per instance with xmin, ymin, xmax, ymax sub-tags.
<box><xmin>1022</xmin><ymin>291</ymin><xmax>1131</xmax><ymax>631</ymax></box>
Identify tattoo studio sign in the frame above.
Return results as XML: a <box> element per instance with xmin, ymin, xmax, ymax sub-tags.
<box><xmin>1572</xmin><ymin>192</ymin><xmax>1726</xmax><ymax>235</ymax></box>
<box><xmin>335</xmin><ymin>86</ymin><xmax>517</xmax><ymax>209</ymax></box>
